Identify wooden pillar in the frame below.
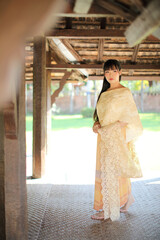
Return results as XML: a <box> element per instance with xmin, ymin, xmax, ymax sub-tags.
<box><xmin>33</xmin><ymin>36</ymin><xmax>47</xmax><ymax>178</ymax></box>
<box><xmin>0</xmin><ymin>76</ymin><xmax>28</xmax><ymax>239</ymax></box>
<box><xmin>46</xmin><ymin>49</ymin><xmax>52</xmax><ymax>155</ymax></box>
<box><xmin>46</xmin><ymin>69</ymin><xmax>52</xmax><ymax>155</ymax></box>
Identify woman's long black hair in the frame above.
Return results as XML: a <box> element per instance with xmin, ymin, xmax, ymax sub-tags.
<box><xmin>93</xmin><ymin>59</ymin><xmax>122</xmax><ymax>122</ymax></box>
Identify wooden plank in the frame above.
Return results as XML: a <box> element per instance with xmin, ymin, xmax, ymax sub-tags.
<box><xmin>152</xmin><ymin>27</ymin><xmax>160</xmax><ymax>39</ymax></box>
<box><xmin>97</xmin><ymin>39</ymin><xmax>104</xmax><ymax>75</ymax></box>
<box><xmin>0</xmin><ymin>76</ymin><xmax>28</xmax><ymax>239</ymax></box>
<box><xmin>97</xmin><ymin>39</ymin><xmax>105</xmax><ymax>61</ymax></box>
<box><xmin>96</xmin><ymin>0</ymin><xmax>137</xmax><ymax>22</ymax></box>
<box><xmin>55</xmin><ymin>1</ymin><xmax>117</xmax><ymax>17</ymax></box>
<box><xmin>88</xmin><ymin>75</ymin><xmax>160</xmax><ymax>81</ymax></box>
<box><xmin>46</xmin><ymin>29</ymin><xmax>125</xmax><ymax>38</ymax></box>
<box><xmin>51</xmin><ymin>71</ymin><xmax>72</xmax><ymax>105</ymax></box>
<box><xmin>73</xmin><ymin>0</ymin><xmax>93</xmax><ymax>14</ymax></box>
<box><xmin>46</xmin><ymin>63</ymin><xmax>160</xmax><ymax>70</ymax></box>
<box><xmin>55</xmin><ymin>13</ymin><xmax>116</xmax><ymax>17</ymax></box>
<box><xmin>131</xmin><ymin>44</ymin><xmax>140</xmax><ymax>62</ymax></box>
<box><xmin>125</xmin><ymin>0</ymin><xmax>160</xmax><ymax>46</ymax></box>
<box><xmin>33</xmin><ymin>36</ymin><xmax>46</xmax><ymax>178</ymax></box>
<box><xmin>60</xmin><ymin>39</ymin><xmax>83</xmax><ymax>61</ymax></box>
<box><xmin>130</xmin><ymin>0</ymin><xmax>144</xmax><ymax>12</ymax></box>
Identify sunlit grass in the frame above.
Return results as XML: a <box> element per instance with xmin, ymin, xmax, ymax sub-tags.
<box><xmin>139</xmin><ymin>113</ymin><xmax>160</xmax><ymax>131</ymax></box>
<box><xmin>26</xmin><ymin>113</ymin><xmax>160</xmax><ymax>132</ymax></box>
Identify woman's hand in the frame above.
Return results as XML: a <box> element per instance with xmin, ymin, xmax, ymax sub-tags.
<box><xmin>118</xmin><ymin>120</ymin><xmax>128</xmax><ymax>128</ymax></box>
<box><xmin>92</xmin><ymin>121</ymin><xmax>101</xmax><ymax>133</ymax></box>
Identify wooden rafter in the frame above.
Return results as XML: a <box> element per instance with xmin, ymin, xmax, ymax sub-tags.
<box><xmin>131</xmin><ymin>44</ymin><xmax>140</xmax><ymax>63</ymax></box>
<box><xmin>48</xmin><ymin>39</ymin><xmax>69</xmax><ymax>64</ymax></box>
<box><xmin>88</xmin><ymin>75</ymin><xmax>160</xmax><ymax>81</ymax></box>
<box><xmin>96</xmin><ymin>0</ymin><xmax>137</xmax><ymax>22</ymax></box>
<box><xmin>46</xmin><ymin>63</ymin><xmax>160</xmax><ymax>70</ymax></box>
<box><xmin>60</xmin><ymin>39</ymin><xmax>83</xmax><ymax>61</ymax></box>
<box><xmin>96</xmin><ymin>39</ymin><xmax>104</xmax><ymax>75</ymax></box>
<box><xmin>49</xmin><ymin>39</ymin><xmax>87</xmax><ymax>80</ymax></box>
<box><xmin>51</xmin><ymin>71</ymin><xmax>72</xmax><ymax>105</ymax></box>
<box><xmin>152</xmin><ymin>27</ymin><xmax>160</xmax><ymax>39</ymax></box>
<box><xmin>73</xmin><ymin>0</ymin><xmax>93</xmax><ymax>14</ymax></box>
<box><xmin>97</xmin><ymin>39</ymin><xmax>105</xmax><ymax>62</ymax></box>
<box><xmin>125</xmin><ymin>0</ymin><xmax>160</xmax><ymax>46</ymax></box>
<box><xmin>56</xmin><ymin>0</ymin><xmax>117</xmax><ymax>17</ymax></box>
<box><xmin>130</xmin><ymin>0</ymin><xmax>144</xmax><ymax>12</ymax></box>
<box><xmin>46</xmin><ymin>29</ymin><xmax>125</xmax><ymax>38</ymax></box>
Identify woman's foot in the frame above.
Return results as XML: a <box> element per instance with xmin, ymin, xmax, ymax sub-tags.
<box><xmin>120</xmin><ymin>193</ymin><xmax>135</xmax><ymax>212</ymax></box>
<box><xmin>91</xmin><ymin>211</ymin><xmax>104</xmax><ymax>220</ymax></box>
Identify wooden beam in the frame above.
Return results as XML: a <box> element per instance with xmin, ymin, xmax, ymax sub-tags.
<box><xmin>60</xmin><ymin>39</ymin><xmax>89</xmax><ymax>77</ymax></box>
<box><xmin>73</xmin><ymin>0</ymin><xmax>93</xmax><ymax>14</ymax></box>
<box><xmin>60</xmin><ymin>39</ymin><xmax>83</xmax><ymax>61</ymax></box>
<box><xmin>46</xmin><ymin>63</ymin><xmax>160</xmax><ymax>70</ymax></box>
<box><xmin>97</xmin><ymin>39</ymin><xmax>105</xmax><ymax>61</ymax></box>
<box><xmin>97</xmin><ymin>39</ymin><xmax>104</xmax><ymax>75</ymax></box>
<box><xmin>56</xmin><ymin>1</ymin><xmax>117</xmax><ymax>17</ymax></box>
<box><xmin>33</xmin><ymin>36</ymin><xmax>47</xmax><ymax>178</ymax></box>
<box><xmin>0</xmin><ymin>76</ymin><xmax>28</xmax><ymax>239</ymax></box>
<box><xmin>131</xmin><ymin>44</ymin><xmax>140</xmax><ymax>62</ymax></box>
<box><xmin>46</xmin><ymin>29</ymin><xmax>125</xmax><ymax>38</ymax></box>
<box><xmin>88</xmin><ymin>75</ymin><xmax>160</xmax><ymax>81</ymax></box>
<box><xmin>152</xmin><ymin>27</ymin><xmax>160</xmax><ymax>39</ymax></box>
<box><xmin>56</xmin><ymin>13</ymin><xmax>116</xmax><ymax>17</ymax></box>
<box><xmin>65</xmin><ymin>17</ymin><xmax>72</xmax><ymax>29</ymax></box>
<box><xmin>48</xmin><ymin>39</ymin><xmax>69</xmax><ymax>64</ymax></box>
<box><xmin>125</xmin><ymin>0</ymin><xmax>160</xmax><ymax>46</ymax></box>
<box><xmin>51</xmin><ymin>71</ymin><xmax>72</xmax><ymax>105</ymax></box>
<box><xmin>49</xmin><ymin>39</ymin><xmax>85</xmax><ymax>81</ymax></box>
<box><xmin>96</xmin><ymin>0</ymin><xmax>137</xmax><ymax>22</ymax></box>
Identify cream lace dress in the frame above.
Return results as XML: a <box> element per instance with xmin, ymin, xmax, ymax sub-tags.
<box><xmin>96</xmin><ymin>87</ymin><xmax>143</xmax><ymax>221</ymax></box>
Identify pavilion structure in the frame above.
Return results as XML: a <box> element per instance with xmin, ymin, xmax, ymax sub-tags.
<box><xmin>0</xmin><ymin>0</ymin><xmax>160</xmax><ymax>239</ymax></box>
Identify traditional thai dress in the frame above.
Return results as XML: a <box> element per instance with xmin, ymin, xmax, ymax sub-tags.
<box><xmin>93</xmin><ymin>87</ymin><xmax>143</xmax><ymax>221</ymax></box>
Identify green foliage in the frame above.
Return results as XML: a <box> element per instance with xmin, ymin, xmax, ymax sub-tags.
<box><xmin>121</xmin><ymin>80</ymin><xmax>149</xmax><ymax>92</ymax></box>
<box><xmin>81</xmin><ymin>107</ymin><xmax>94</xmax><ymax>118</ymax></box>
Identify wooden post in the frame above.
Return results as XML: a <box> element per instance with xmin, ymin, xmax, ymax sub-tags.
<box><xmin>33</xmin><ymin>36</ymin><xmax>47</xmax><ymax>178</ymax></box>
<box><xmin>46</xmin><ymin>69</ymin><xmax>52</xmax><ymax>155</ymax></box>
<box><xmin>0</xmin><ymin>76</ymin><xmax>28</xmax><ymax>239</ymax></box>
<box><xmin>46</xmin><ymin>49</ymin><xmax>52</xmax><ymax>155</ymax></box>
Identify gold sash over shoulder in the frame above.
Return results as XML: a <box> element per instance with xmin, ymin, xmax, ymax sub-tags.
<box><xmin>96</xmin><ymin>87</ymin><xmax>143</xmax><ymax>221</ymax></box>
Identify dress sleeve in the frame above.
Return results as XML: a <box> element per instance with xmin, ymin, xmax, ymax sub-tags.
<box><xmin>121</xmin><ymin>90</ymin><xmax>143</xmax><ymax>143</ymax></box>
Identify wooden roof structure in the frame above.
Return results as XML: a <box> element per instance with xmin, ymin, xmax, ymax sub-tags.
<box><xmin>25</xmin><ymin>0</ymin><xmax>160</xmax><ymax>84</ymax></box>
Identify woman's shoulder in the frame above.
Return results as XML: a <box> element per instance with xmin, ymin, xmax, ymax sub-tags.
<box><xmin>120</xmin><ymin>86</ymin><xmax>131</xmax><ymax>93</ymax></box>
<box><xmin>120</xmin><ymin>86</ymin><xmax>129</xmax><ymax>90</ymax></box>
<box><xmin>121</xmin><ymin>87</ymin><xmax>132</xmax><ymax>96</ymax></box>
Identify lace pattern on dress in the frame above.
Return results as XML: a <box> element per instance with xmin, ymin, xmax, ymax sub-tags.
<box><xmin>98</xmin><ymin>121</ymin><xmax>142</xmax><ymax>221</ymax></box>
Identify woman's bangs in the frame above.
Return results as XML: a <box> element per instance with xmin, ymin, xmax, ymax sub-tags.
<box><xmin>103</xmin><ymin>59</ymin><xmax>121</xmax><ymax>71</ymax></box>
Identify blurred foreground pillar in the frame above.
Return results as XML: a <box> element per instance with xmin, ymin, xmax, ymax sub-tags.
<box><xmin>0</xmin><ymin>77</ymin><xmax>28</xmax><ymax>239</ymax></box>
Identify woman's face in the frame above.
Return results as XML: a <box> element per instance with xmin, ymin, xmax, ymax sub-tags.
<box><xmin>104</xmin><ymin>65</ymin><xmax>122</xmax><ymax>84</ymax></box>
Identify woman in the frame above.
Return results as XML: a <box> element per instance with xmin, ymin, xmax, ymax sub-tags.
<box><xmin>91</xmin><ymin>59</ymin><xmax>143</xmax><ymax>221</ymax></box>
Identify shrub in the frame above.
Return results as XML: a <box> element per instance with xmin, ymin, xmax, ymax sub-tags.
<box><xmin>81</xmin><ymin>107</ymin><xmax>94</xmax><ymax>118</ymax></box>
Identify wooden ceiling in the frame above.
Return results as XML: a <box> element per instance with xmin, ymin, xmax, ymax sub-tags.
<box><xmin>25</xmin><ymin>0</ymin><xmax>160</xmax><ymax>83</ymax></box>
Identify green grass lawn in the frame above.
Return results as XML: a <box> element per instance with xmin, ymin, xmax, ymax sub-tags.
<box><xmin>26</xmin><ymin>113</ymin><xmax>160</xmax><ymax>132</ymax></box>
